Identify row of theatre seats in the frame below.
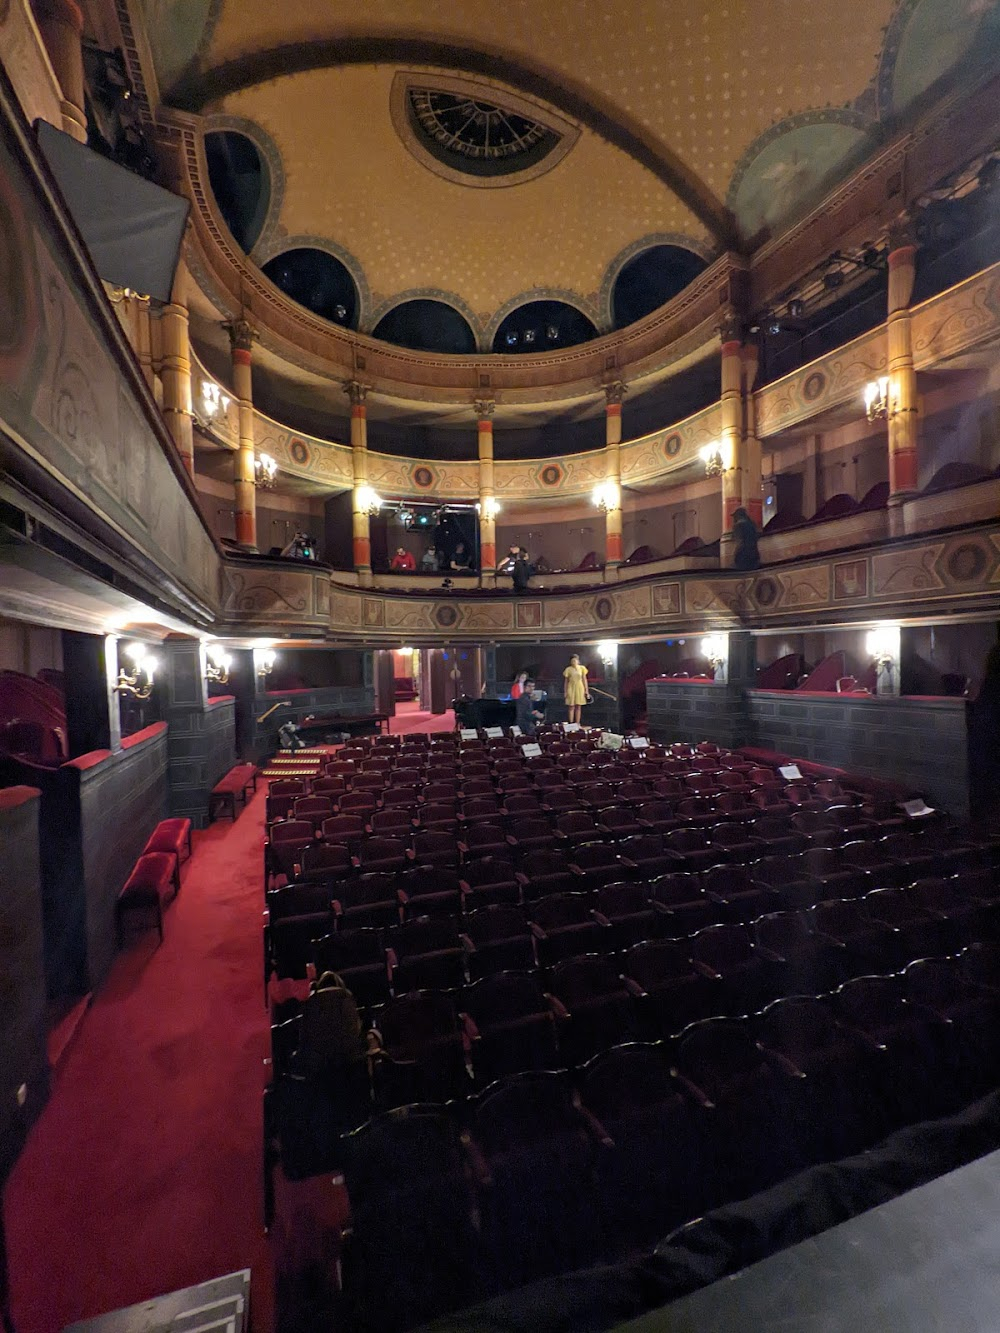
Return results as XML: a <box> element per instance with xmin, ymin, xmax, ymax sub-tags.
<box><xmin>262</xmin><ymin>728</ymin><xmax>1000</xmax><ymax>1331</ymax></box>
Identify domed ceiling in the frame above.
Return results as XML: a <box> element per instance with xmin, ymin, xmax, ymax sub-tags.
<box><xmin>134</xmin><ymin>0</ymin><xmax>1000</xmax><ymax>444</ymax></box>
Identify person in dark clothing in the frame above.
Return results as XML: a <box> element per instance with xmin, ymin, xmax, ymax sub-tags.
<box><xmin>732</xmin><ymin>507</ymin><xmax>761</xmax><ymax>570</ymax></box>
<box><xmin>514</xmin><ymin>682</ymin><xmax>545</xmax><ymax>735</ymax></box>
<box><xmin>510</xmin><ymin>547</ymin><xmax>534</xmax><ymax>594</ymax></box>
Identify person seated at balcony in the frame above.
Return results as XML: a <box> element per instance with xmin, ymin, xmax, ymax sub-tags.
<box><xmin>732</xmin><ymin>508</ymin><xmax>760</xmax><ymax>571</ymax></box>
<box><xmin>449</xmin><ymin>542</ymin><xmax>473</xmax><ymax>572</ymax></box>
<box><xmin>514</xmin><ymin>681</ymin><xmax>545</xmax><ymax>735</ymax></box>
<box><xmin>281</xmin><ymin>532</ymin><xmax>317</xmax><ymax>561</ymax></box>
<box><xmin>390</xmin><ymin>546</ymin><xmax>416</xmax><ymax>572</ymax></box>
<box><xmin>420</xmin><ymin>545</ymin><xmax>438</xmax><ymax>572</ymax></box>
<box><xmin>510</xmin><ymin>671</ymin><xmax>529</xmax><ymax>700</ymax></box>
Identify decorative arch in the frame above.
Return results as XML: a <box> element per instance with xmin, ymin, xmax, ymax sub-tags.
<box><xmin>368</xmin><ymin>288</ymin><xmax>486</xmax><ymax>349</ymax></box>
<box><xmin>373</xmin><ymin>297</ymin><xmax>479</xmax><ymax>354</ymax></box>
<box><xmin>485</xmin><ymin>288</ymin><xmax>600</xmax><ymax>351</ymax></box>
<box><xmin>600</xmin><ymin>233</ymin><xmax>716</xmax><ymax>331</ymax></box>
<box><xmin>254</xmin><ymin>233</ymin><xmax>371</xmax><ymax>331</ymax></box>
<box><xmin>877</xmin><ymin>0</ymin><xmax>1000</xmax><ymax>120</ymax></box>
<box><xmin>201</xmin><ymin>114</ymin><xmax>284</xmax><ymax>257</ymax></box>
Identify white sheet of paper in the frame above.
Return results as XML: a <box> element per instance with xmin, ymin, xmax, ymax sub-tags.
<box><xmin>510</xmin><ymin>725</ymin><xmax>522</xmax><ymax>737</ymax></box>
<box><xmin>902</xmin><ymin>798</ymin><xmax>935</xmax><ymax>817</ymax></box>
<box><xmin>563</xmin><ymin>722</ymin><xmax>581</xmax><ymax>733</ymax></box>
<box><xmin>484</xmin><ymin>726</ymin><xmax>504</xmax><ymax>738</ymax></box>
<box><xmin>522</xmin><ymin>743</ymin><xmax>542</xmax><ymax>757</ymax></box>
<box><xmin>460</xmin><ymin>728</ymin><xmax>478</xmax><ymax>740</ymax></box>
<box><xmin>778</xmin><ymin>764</ymin><xmax>802</xmax><ymax>780</ymax></box>
<box><xmin>629</xmin><ymin>736</ymin><xmax>649</xmax><ymax>748</ymax></box>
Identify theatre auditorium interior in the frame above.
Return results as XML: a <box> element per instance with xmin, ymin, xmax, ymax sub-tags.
<box><xmin>7</xmin><ymin>1</ymin><xmax>1000</xmax><ymax>1330</ymax></box>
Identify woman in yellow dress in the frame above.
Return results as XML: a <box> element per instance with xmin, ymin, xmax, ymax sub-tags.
<box><xmin>562</xmin><ymin>653</ymin><xmax>591</xmax><ymax>725</ymax></box>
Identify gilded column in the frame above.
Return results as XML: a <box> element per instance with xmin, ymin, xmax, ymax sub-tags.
<box><xmin>225</xmin><ymin>317</ymin><xmax>258</xmax><ymax>551</ymax></box>
<box><xmin>740</xmin><ymin>340</ymin><xmax>763</xmax><ymax>529</ymax></box>
<box><xmin>476</xmin><ymin>399</ymin><xmax>497</xmax><ymax>588</ymax></box>
<box><xmin>719</xmin><ymin>320</ymin><xmax>744</xmax><ymax>568</ymax></box>
<box><xmin>603</xmin><ymin>381</ymin><xmax>626</xmax><ymax>573</ymax></box>
<box><xmin>348</xmin><ymin>381</ymin><xmax>373</xmax><ymax>587</ymax></box>
<box><xmin>31</xmin><ymin>0</ymin><xmax>87</xmax><ymax>142</ymax></box>
<box><xmin>887</xmin><ymin>235</ymin><xmax>919</xmax><ymax>533</ymax></box>
<box><xmin>161</xmin><ymin>300</ymin><xmax>194</xmax><ymax>475</ymax></box>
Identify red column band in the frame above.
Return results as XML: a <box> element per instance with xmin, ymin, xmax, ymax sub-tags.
<box><xmin>606</xmin><ymin>532</ymin><xmax>623</xmax><ymax>562</ymax></box>
<box><xmin>353</xmin><ymin>536</ymin><xmax>371</xmax><ymax>567</ymax></box>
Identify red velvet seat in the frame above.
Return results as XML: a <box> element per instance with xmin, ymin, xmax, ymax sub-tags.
<box><xmin>116</xmin><ymin>852</ymin><xmax>176</xmax><ymax>942</ymax></box>
<box><xmin>142</xmin><ymin>818</ymin><xmax>192</xmax><ymax>894</ymax></box>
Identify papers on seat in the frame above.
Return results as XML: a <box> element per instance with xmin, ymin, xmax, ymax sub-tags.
<box><xmin>629</xmin><ymin>736</ymin><xmax>649</xmax><ymax>749</ymax></box>
<box><xmin>522</xmin><ymin>743</ymin><xmax>542</xmax><ymax>758</ymax></box>
<box><xmin>901</xmin><ymin>797</ymin><xmax>936</xmax><ymax>818</ymax></box>
<box><xmin>778</xmin><ymin>764</ymin><xmax>803</xmax><ymax>781</ymax></box>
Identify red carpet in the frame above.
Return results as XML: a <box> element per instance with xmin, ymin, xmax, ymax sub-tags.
<box><xmin>5</xmin><ymin>706</ymin><xmax>454</xmax><ymax>1333</ymax></box>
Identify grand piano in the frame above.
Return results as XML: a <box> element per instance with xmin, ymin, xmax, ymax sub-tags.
<box><xmin>453</xmin><ymin>696</ymin><xmax>518</xmax><ymax>729</ymax></box>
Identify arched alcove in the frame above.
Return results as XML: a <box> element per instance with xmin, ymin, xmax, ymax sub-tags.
<box><xmin>611</xmin><ymin>245</ymin><xmax>707</xmax><ymax>328</ymax></box>
<box><xmin>204</xmin><ymin>130</ymin><xmax>270</xmax><ymax>254</ymax></box>
<box><xmin>492</xmin><ymin>300</ymin><xmax>597</xmax><ymax>353</ymax></box>
<box><xmin>373</xmin><ymin>299</ymin><xmax>477</xmax><ymax>353</ymax></box>
<box><xmin>261</xmin><ymin>248</ymin><xmax>360</xmax><ymax>328</ymax></box>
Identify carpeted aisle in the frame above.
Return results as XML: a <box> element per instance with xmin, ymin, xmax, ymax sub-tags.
<box><xmin>6</xmin><ymin>789</ymin><xmax>275</xmax><ymax>1333</ymax></box>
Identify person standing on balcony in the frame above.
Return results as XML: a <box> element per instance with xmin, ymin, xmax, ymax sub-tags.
<box><xmin>563</xmin><ymin>653</ymin><xmax>591</xmax><ymax>725</ymax></box>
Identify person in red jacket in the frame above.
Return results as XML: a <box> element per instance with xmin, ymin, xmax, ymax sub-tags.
<box><xmin>390</xmin><ymin>547</ymin><xmax>416</xmax><ymax>571</ymax></box>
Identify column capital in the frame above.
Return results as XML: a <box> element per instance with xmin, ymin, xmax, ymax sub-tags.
<box><xmin>718</xmin><ymin>311</ymin><xmax>746</xmax><ymax>347</ymax></box>
<box><xmin>345</xmin><ymin>379</ymin><xmax>370</xmax><ymax>406</ymax></box>
<box><xmin>888</xmin><ymin>216</ymin><xmax>918</xmax><ymax>256</ymax></box>
<box><xmin>603</xmin><ymin>380</ymin><xmax>627</xmax><ymax>407</ymax></box>
<box><xmin>474</xmin><ymin>397</ymin><xmax>495</xmax><ymax>420</ymax></box>
<box><xmin>224</xmin><ymin>317</ymin><xmax>258</xmax><ymax>354</ymax></box>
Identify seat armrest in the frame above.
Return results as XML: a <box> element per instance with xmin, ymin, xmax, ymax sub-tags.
<box><xmin>671</xmin><ymin>1069</ymin><xmax>715</xmax><ymax>1110</ymax></box>
<box><xmin>546</xmin><ymin>992</ymin><xmax>570</xmax><ymax>1020</ymax></box>
<box><xmin>396</xmin><ymin>889</ymin><xmax>409</xmax><ymax>905</ymax></box>
<box><xmin>530</xmin><ymin>923</ymin><xmax>547</xmax><ymax>941</ymax></box>
<box><xmin>515</xmin><ymin>872</ymin><xmax>529</xmax><ymax>887</ymax></box>
<box><xmin>836</xmin><ymin>1020</ymin><xmax>888</xmax><ymax>1052</ymax></box>
<box><xmin>569</xmin><ymin>864</ymin><xmax>585</xmax><ymax>876</ymax></box>
<box><xmin>405</xmin><ymin>848</ymin><xmax>416</xmax><ymax>861</ymax></box>
<box><xmin>460</xmin><ymin>1011</ymin><xmax>480</xmax><ymax>1042</ymax></box>
<box><xmin>459</xmin><ymin>933</ymin><xmax>475</xmax><ymax>953</ymax></box>
<box><xmin>758</xmin><ymin>1044</ymin><xmax>807</xmax><ymax>1079</ymax></box>
<box><xmin>691</xmin><ymin>960</ymin><xmax>722</xmax><ymax>980</ymax></box>
<box><xmin>571</xmin><ymin>1093</ymin><xmax>615</xmax><ymax>1148</ymax></box>
<box><xmin>592</xmin><ymin>910</ymin><xmax>612</xmax><ymax>927</ymax></box>
<box><xmin>459</xmin><ymin>1130</ymin><xmax>493</xmax><ymax>1187</ymax></box>
<box><xmin>384</xmin><ymin>948</ymin><xmax>398</xmax><ymax>971</ymax></box>
<box><xmin>505</xmin><ymin>834</ymin><xmax>517</xmax><ymax>846</ymax></box>
<box><xmin>331</xmin><ymin>899</ymin><xmax>344</xmax><ymax>918</ymax></box>
<box><xmin>755</xmin><ymin>944</ymin><xmax>784</xmax><ymax>963</ymax></box>
<box><xmin>456</xmin><ymin>842</ymin><xmax>470</xmax><ymax>856</ymax></box>
<box><xmin>619</xmin><ymin>857</ymin><xmax>639</xmax><ymax>870</ymax></box>
<box><xmin>622</xmin><ymin>977</ymin><xmax>647</xmax><ymax>998</ymax></box>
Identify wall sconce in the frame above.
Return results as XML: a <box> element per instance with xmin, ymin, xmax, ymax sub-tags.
<box><xmin>254</xmin><ymin>453</ymin><xmax>278</xmax><ymax>489</ymax></box>
<box><xmin>475</xmin><ymin>497</ymin><xmax>501</xmax><ymax>519</ymax></box>
<box><xmin>699</xmin><ymin>442</ymin><xmax>725</xmax><ymax>477</ymax></box>
<box><xmin>597</xmin><ymin>640</ymin><xmax>619</xmax><ymax>667</ymax></box>
<box><xmin>356</xmin><ymin>485</ymin><xmax>383</xmax><ymax>515</ymax></box>
<box><xmin>864</xmin><ymin>377</ymin><xmax>889</xmax><ymax>422</ymax></box>
<box><xmin>205</xmin><ymin>644</ymin><xmax>231</xmax><ymax>685</ymax></box>
<box><xmin>701</xmin><ymin>634</ymin><xmax>727</xmax><ymax>668</ymax></box>
<box><xmin>201</xmin><ymin>382</ymin><xmax>231</xmax><ymax>420</ymax></box>
<box><xmin>254</xmin><ymin>648</ymin><xmax>276</xmax><ymax>680</ymax></box>
<box><xmin>592</xmin><ymin>482</ymin><xmax>620</xmax><ymax>513</ymax></box>
<box><xmin>866</xmin><ymin>625</ymin><xmax>897</xmax><ymax>668</ymax></box>
<box><xmin>115</xmin><ymin>643</ymin><xmax>158</xmax><ymax>699</ymax></box>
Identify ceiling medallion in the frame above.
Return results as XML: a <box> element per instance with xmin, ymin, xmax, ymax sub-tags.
<box><xmin>409</xmin><ymin>90</ymin><xmax>556</xmax><ymax>167</ymax></box>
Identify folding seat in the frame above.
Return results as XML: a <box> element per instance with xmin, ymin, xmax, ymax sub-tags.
<box><xmin>903</xmin><ymin>956</ymin><xmax>1000</xmax><ymax>1104</ymax></box>
<box><xmin>878</xmin><ymin>831</ymin><xmax>952</xmax><ymax>880</ymax></box>
<box><xmin>617</xmin><ymin>832</ymin><xmax>683</xmax><ymax>879</ymax></box>
<box><xmin>541</xmin><ymin>788</ymin><xmax>584</xmax><ymax>815</ymax></box>
<box><xmin>790</xmin><ymin>808</ymin><xmax>846</xmax><ymax>847</ymax></box>
<box><xmin>382</xmin><ymin>785</ymin><xmax>421</xmax><ymax>809</ymax></box>
<box><xmin>649</xmin><ymin>873</ymin><xmax>718</xmax><ymax>937</ymax></box>
<box><xmin>498</xmin><ymin>773</ymin><xmax>533</xmax><ymax>795</ymax></box>
<box><xmin>753</xmin><ymin>910</ymin><xmax>851</xmax><ymax>995</ymax></box>
<box><xmin>576</xmin><ymin>781</ymin><xmax>616</xmax><ymax>809</ymax></box>
<box><xmin>460</xmin><ymin>971</ymin><xmax>561</xmax><ymax>1083</ymax></box>
<box><xmin>750</xmin><ymin>854</ymin><xmax>822</xmax><ymax>909</ymax></box>
<box><xmin>636</xmin><ymin>799</ymin><xmax>681</xmax><ymax>834</ymax></box>
<box><xmin>501</xmin><ymin>792</ymin><xmax>542</xmax><ymax>820</ymax></box>
<box><xmin>369</xmin><ymin>807</ymin><xmax>415</xmax><ymax>837</ymax></box>
<box><xmin>579</xmin><ymin>1043</ymin><xmax>704</xmax><ymax>1245</ymax></box>
<box><xmin>422</xmin><ymin>780</ymin><xmax>458</xmax><ymax>804</ymax></box>
<box><xmin>839</xmin><ymin>838</ymin><xmax>910</xmax><ymax>889</ymax></box>
<box><xmin>715</xmin><ymin>770</ymin><xmax>749</xmax><ymax>793</ymax></box>
<box><xmin>675</xmin><ymin>796</ymin><xmax>716</xmax><ymax>828</ymax></box>
<box><xmin>688</xmin><ymin>922</ymin><xmax>780</xmax><ymax>1015</ymax></box>
<box><xmin>864</xmin><ymin>886</ymin><xmax>960</xmax><ymax>960</ymax></box>
<box><xmin>458</xmin><ymin>821</ymin><xmax>509</xmax><ymax>862</ymax></box>
<box><xmin>683</xmin><ymin>772</ymin><xmax>721</xmax><ymax>796</ymax></box>
<box><xmin>800</xmin><ymin>845</ymin><xmax>871</xmax><ymax>898</ymax></box>
<box><xmin>356</xmin><ymin>835</ymin><xmax>409</xmax><ymax>875</ymax></box>
<box><xmin>517</xmin><ymin>848</ymin><xmax>577</xmax><ymax>901</ymax></box>
<box><xmin>334</xmin><ymin>874</ymin><xmax>401</xmax><ymax>931</ymax></box>
<box><xmin>410</xmin><ymin>829</ymin><xmax>461</xmax><ymax>870</ymax></box>
<box><xmin>461</xmin><ymin>856</ymin><xmax>521</xmax><ymax>908</ymax></box>
<box><xmin>312</xmin><ymin>927</ymin><xmax>389</xmax><ymax>1009</ymax></box>
<box><xmin>602</xmin><ymin>762</ymin><xmax>631</xmax><ymax>781</ymax></box>
<box><xmin>960</xmin><ymin>940</ymin><xmax>1000</xmax><ymax>991</ymax></box>
<box><xmin>569</xmin><ymin>841</ymin><xmax>623</xmax><ymax>890</ymax></box>
<box><xmin>548</xmin><ymin>955</ymin><xmax>640</xmax><ymax>1063</ymax></box>
<box><xmin>909</xmin><ymin>875</ymin><xmax>995</xmax><ymax>945</ymax></box>
<box><xmin>397</xmin><ymin>866</ymin><xmax>464</xmax><ymax>917</ymax></box>
<box><xmin>825</xmin><ymin>803</ymin><xmax>880</xmax><ymax>839</ymax></box>
<box><xmin>783</xmin><ymin>782</ymin><xmax>825</xmax><ymax>813</ymax></box>
<box><xmin>749</xmin><ymin>785</ymin><xmax>791</xmax><ymax>816</ymax></box>
<box><xmin>532</xmin><ymin>769</ymin><xmax>566</xmax><ymax>791</ymax></box>
<box><xmin>320</xmin><ymin>813</ymin><xmax>367</xmax><ymax>851</ymax></box>
<box><xmin>663</xmin><ymin>826</ymin><xmax>717</xmax><ymax>872</ymax></box>
<box><xmin>715</xmin><ymin>789</ymin><xmax>756</xmax><ymax>820</ymax></box>
<box><xmin>651</xmin><ymin>777</ymin><xmax>684</xmax><ymax>799</ymax></box>
<box><xmin>755</xmin><ymin>995</ymin><xmax>886</xmax><ymax>1159</ymax></box>
<box><xmin>353</xmin><ymin>772</ymin><xmax>385</xmax><ymax>792</ymax></box>
<box><xmin>418</xmin><ymin>801</ymin><xmax>460</xmax><ymax>833</ymax></box>
<box><xmin>833</xmin><ymin>974</ymin><xmax>956</xmax><ymax>1127</ymax></box>
<box><xmin>617</xmin><ymin>779</ymin><xmax>653</xmax><ymax>806</ymax></box>
<box><xmin>809</xmin><ymin>897</ymin><xmax>894</xmax><ymax>974</ymax></box>
<box><xmin>554</xmin><ymin>810</ymin><xmax>602</xmax><ymax>845</ymax></box>
<box><xmin>386</xmin><ymin>919</ymin><xmax>468</xmax><ymax>993</ymax></box>
<box><xmin>529</xmin><ymin>891</ymin><xmax>608</xmax><ymax>965</ymax></box>
<box><xmin>468</xmin><ymin>1071</ymin><xmax>605</xmax><ymax>1288</ymax></box>
<box><xmin>265</xmin><ymin>793</ymin><xmax>295</xmax><ymax>824</ymax></box>
<box><xmin>463</xmin><ymin>905</ymin><xmax>535</xmax><ymax>977</ymax></box>
<box><xmin>266</xmin><ymin>819</ymin><xmax>316</xmax><ymax>888</ymax></box>
<box><xmin>460</xmin><ymin>778</ymin><xmax>495</xmax><ymax>798</ymax></box>
<box><xmin>461</xmin><ymin>796</ymin><xmax>504</xmax><ymax>826</ymax></box>
<box><xmin>703</xmin><ymin>863</ymin><xmax>781</xmax><ymax>923</ymax></box>
<box><xmin>270</xmin><ymin>778</ymin><xmax>308</xmax><ymax>798</ymax></box>
<box><xmin>361</xmin><ymin>757</ymin><xmax>393</xmax><ymax>773</ymax></box>
<box><xmin>324</xmin><ymin>760</ymin><xmax>355</xmax><ymax>779</ymax></box>
<box><xmin>299</xmin><ymin>841</ymin><xmax>353</xmax><ymax>883</ymax></box>
<box><xmin>494</xmin><ymin>758</ymin><xmax>525</xmax><ymax>776</ymax></box>
<box><xmin>749</xmin><ymin>814</ymin><xmax>810</xmax><ymax>855</ymax></box>
<box><xmin>370</xmin><ymin>991</ymin><xmax>471</xmax><ymax>1107</ymax></box>
<box><xmin>312</xmin><ymin>776</ymin><xmax>346</xmax><ymax>798</ymax></box>
<box><xmin>621</xmin><ymin>939</ymin><xmax>719</xmax><ymax>1037</ymax></box>
<box><xmin>593</xmin><ymin>881</ymin><xmax>659</xmax><ymax>949</ymax></box>
<box><xmin>505</xmin><ymin>816</ymin><xmax>555</xmax><ymax>855</ymax></box>
<box><xmin>339</xmin><ymin>791</ymin><xmax>378</xmax><ymax>818</ymax></box>
<box><xmin>264</xmin><ymin>882</ymin><xmax>334</xmax><ymax>989</ymax></box>
<box><xmin>710</xmin><ymin>821</ymin><xmax>764</xmax><ymax>863</ymax></box>
<box><xmin>673</xmin><ymin>1016</ymin><xmax>806</xmax><ymax>1203</ymax></box>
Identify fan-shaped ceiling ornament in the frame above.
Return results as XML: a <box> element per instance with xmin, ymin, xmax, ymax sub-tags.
<box><xmin>390</xmin><ymin>72</ymin><xmax>579</xmax><ymax>188</ymax></box>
